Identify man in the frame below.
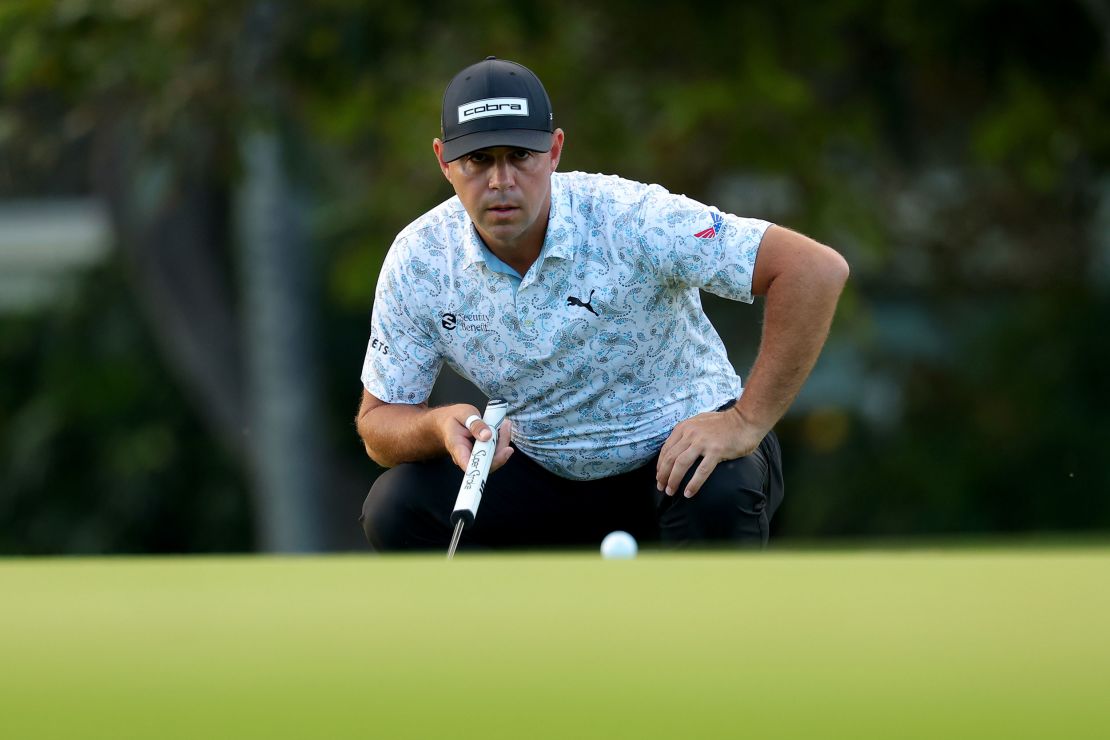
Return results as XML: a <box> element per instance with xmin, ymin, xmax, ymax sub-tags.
<box><xmin>356</xmin><ymin>57</ymin><xmax>848</xmax><ymax>551</ymax></box>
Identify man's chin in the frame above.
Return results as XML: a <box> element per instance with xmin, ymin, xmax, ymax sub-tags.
<box><xmin>479</xmin><ymin>220</ymin><xmax>523</xmax><ymax>239</ymax></box>
<box><xmin>473</xmin><ymin>222</ymin><xmax>518</xmax><ymax>247</ymax></box>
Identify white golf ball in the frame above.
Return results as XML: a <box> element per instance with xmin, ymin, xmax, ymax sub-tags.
<box><xmin>600</xmin><ymin>531</ymin><xmax>638</xmax><ymax>559</ymax></box>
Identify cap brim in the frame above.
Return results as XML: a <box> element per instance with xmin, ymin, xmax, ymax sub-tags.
<box><xmin>441</xmin><ymin>129</ymin><xmax>553</xmax><ymax>162</ymax></box>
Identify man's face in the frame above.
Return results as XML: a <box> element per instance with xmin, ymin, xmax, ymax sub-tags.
<box><xmin>434</xmin><ymin>130</ymin><xmax>564</xmax><ymax>255</ymax></box>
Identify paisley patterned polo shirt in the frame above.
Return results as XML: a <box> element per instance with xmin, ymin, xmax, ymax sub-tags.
<box><xmin>362</xmin><ymin>171</ymin><xmax>771</xmax><ymax>480</ymax></box>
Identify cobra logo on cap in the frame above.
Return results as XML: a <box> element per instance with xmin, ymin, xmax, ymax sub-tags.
<box><xmin>458</xmin><ymin>97</ymin><xmax>530</xmax><ymax>123</ymax></box>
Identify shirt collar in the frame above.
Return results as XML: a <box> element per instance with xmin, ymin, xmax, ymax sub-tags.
<box><xmin>543</xmin><ymin>172</ymin><xmax>575</xmax><ymax>262</ymax></box>
<box><xmin>461</xmin><ymin>213</ymin><xmax>487</xmax><ymax>268</ymax></box>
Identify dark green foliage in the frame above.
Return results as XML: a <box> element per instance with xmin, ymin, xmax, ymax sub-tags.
<box><xmin>1</xmin><ymin>0</ymin><xmax>1106</xmax><ymax>550</ymax></box>
<box><xmin>781</xmin><ymin>290</ymin><xmax>1110</xmax><ymax>538</ymax></box>
<box><xmin>0</xmin><ymin>262</ymin><xmax>252</xmax><ymax>554</ymax></box>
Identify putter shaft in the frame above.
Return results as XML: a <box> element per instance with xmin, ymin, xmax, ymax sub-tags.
<box><xmin>447</xmin><ymin>518</ymin><xmax>465</xmax><ymax>560</ymax></box>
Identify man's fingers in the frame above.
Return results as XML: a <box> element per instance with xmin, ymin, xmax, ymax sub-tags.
<box><xmin>490</xmin><ymin>419</ymin><xmax>513</xmax><ymax>473</ymax></box>
<box><xmin>656</xmin><ymin>443</ymin><xmax>678</xmax><ymax>493</ymax></box>
<box><xmin>683</xmin><ymin>456</ymin><xmax>720</xmax><ymax>498</ymax></box>
<box><xmin>658</xmin><ymin>439</ymin><xmax>694</xmax><ymax>495</ymax></box>
<box><xmin>496</xmin><ymin>419</ymin><xmax>512</xmax><ymax>453</ymax></box>
<box><xmin>666</xmin><ymin>447</ymin><xmax>702</xmax><ymax>495</ymax></box>
<box><xmin>491</xmin><ymin>446</ymin><xmax>514</xmax><ymax>473</ymax></box>
<box><xmin>444</xmin><ymin>406</ymin><xmax>478</xmax><ymax>469</ymax></box>
<box><xmin>452</xmin><ymin>439</ymin><xmax>474</xmax><ymax>471</ymax></box>
<box><xmin>464</xmin><ymin>414</ymin><xmax>492</xmax><ymax>442</ymax></box>
<box><xmin>453</xmin><ymin>408</ymin><xmax>510</xmax><ymax>475</ymax></box>
<box><xmin>656</xmin><ymin>429</ymin><xmax>687</xmax><ymax>492</ymax></box>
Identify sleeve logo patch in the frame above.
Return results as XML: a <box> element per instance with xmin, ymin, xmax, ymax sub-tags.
<box><xmin>693</xmin><ymin>211</ymin><xmax>724</xmax><ymax>239</ymax></box>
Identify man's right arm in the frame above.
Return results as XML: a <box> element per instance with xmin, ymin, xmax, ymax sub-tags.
<box><xmin>355</xmin><ymin>389</ymin><xmax>513</xmax><ymax>472</ymax></box>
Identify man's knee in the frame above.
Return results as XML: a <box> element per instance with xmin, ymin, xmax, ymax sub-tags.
<box><xmin>360</xmin><ymin>470</ymin><xmax>408</xmax><ymax>550</ymax></box>
<box><xmin>360</xmin><ymin>459</ymin><xmax>459</xmax><ymax>551</ymax></box>
<box><xmin>693</xmin><ymin>458</ymin><xmax>770</xmax><ymax>538</ymax></box>
<box><xmin>659</xmin><ymin>434</ymin><xmax>783</xmax><ymax>547</ymax></box>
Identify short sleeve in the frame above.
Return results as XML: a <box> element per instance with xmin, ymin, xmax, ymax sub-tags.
<box><xmin>360</xmin><ymin>246</ymin><xmax>443</xmax><ymax>404</ymax></box>
<box><xmin>635</xmin><ymin>185</ymin><xmax>772</xmax><ymax>303</ymax></box>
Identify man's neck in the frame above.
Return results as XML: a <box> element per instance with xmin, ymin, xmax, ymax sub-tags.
<box><xmin>482</xmin><ymin>240</ymin><xmax>540</xmax><ymax>277</ymax></box>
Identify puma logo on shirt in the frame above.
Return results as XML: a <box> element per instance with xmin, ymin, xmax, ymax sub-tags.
<box><xmin>567</xmin><ymin>290</ymin><xmax>598</xmax><ymax>316</ymax></box>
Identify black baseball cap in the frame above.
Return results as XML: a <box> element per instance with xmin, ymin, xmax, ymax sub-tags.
<box><xmin>439</xmin><ymin>56</ymin><xmax>554</xmax><ymax>162</ymax></box>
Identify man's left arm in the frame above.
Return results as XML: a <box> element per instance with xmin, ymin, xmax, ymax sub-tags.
<box><xmin>656</xmin><ymin>225</ymin><xmax>850</xmax><ymax>498</ymax></box>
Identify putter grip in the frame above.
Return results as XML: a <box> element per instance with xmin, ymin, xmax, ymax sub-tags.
<box><xmin>450</xmin><ymin>399</ymin><xmax>508</xmax><ymax>528</ymax></box>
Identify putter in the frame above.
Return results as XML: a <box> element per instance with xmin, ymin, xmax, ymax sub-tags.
<box><xmin>447</xmin><ymin>399</ymin><xmax>508</xmax><ymax>559</ymax></box>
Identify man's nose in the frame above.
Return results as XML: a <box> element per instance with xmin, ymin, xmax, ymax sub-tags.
<box><xmin>488</xmin><ymin>158</ymin><xmax>514</xmax><ymax>189</ymax></box>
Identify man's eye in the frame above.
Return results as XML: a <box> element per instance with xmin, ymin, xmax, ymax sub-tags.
<box><xmin>512</xmin><ymin>150</ymin><xmax>532</xmax><ymax>160</ymax></box>
<box><xmin>468</xmin><ymin>153</ymin><xmax>490</xmax><ymax>164</ymax></box>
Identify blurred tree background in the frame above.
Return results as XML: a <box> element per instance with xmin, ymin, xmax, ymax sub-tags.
<box><xmin>1</xmin><ymin>0</ymin><xmax>1107</xmax><ymax>553</ymax></box>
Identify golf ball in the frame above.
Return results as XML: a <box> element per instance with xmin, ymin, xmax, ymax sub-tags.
<box><xmin>600</xmin><ymin>530</ymin><xmax>638</xmax><ymax>559</ymax></box>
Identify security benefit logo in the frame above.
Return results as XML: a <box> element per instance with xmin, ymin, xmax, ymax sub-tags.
<box><xmin>441</xmin><ymin>312</ymin><xmax>492</xmax><ymax>332</ymax></box>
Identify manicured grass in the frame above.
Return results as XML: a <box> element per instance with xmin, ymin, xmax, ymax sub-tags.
<box><xmin>2</xmin><ymin>548</ymin><xmax>1109</xmax><ymax>738</ymax></box>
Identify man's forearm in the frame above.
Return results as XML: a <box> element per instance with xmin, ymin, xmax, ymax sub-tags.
<box><xmin>735</xmin><ymin>249</ymin><xmax>849</xmax><ymax>432</ymax></box>
<box><xmin>357</xmin><ymin>401</ymin><xmax>453</xmax><ymax>468</ymax></box>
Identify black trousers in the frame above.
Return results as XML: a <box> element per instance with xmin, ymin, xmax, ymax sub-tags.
<box><xmin>360</xmin><ymin>430</ymin><xmax>784</xmax><ymax>552</ymax></box>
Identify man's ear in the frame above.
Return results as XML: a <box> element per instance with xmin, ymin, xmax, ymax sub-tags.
<box><xmin>548</xmin><ymin>128</ymin><xmax>565</xmax><ymax>171</ymax></box>
<box><xmin>432</xmin><ymin>139</ymin><xmax>451</xmax><ymax>181</ymax></box>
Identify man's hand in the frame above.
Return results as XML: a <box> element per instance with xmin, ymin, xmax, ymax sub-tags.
<box><xmin>656</xmin><ymin>407</ymin><xmax>768</xmax><ymax>498</ymax></box>
<box><xmin>441</xmin><ymin>405</ymin><xmax>514</xmax><ymax>474</ymax></box>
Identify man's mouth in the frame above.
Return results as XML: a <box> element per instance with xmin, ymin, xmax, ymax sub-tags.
<box><xmin>487</xmin><ymin>204</ymin><xmax>518</xmax><ymax>214</ymax></box>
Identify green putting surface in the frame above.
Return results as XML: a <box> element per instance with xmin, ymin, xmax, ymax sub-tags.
<box><xmin>2</xmin><ymin>549</ymin><xmax>1109</xmax><ymax>739</ymax></box>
